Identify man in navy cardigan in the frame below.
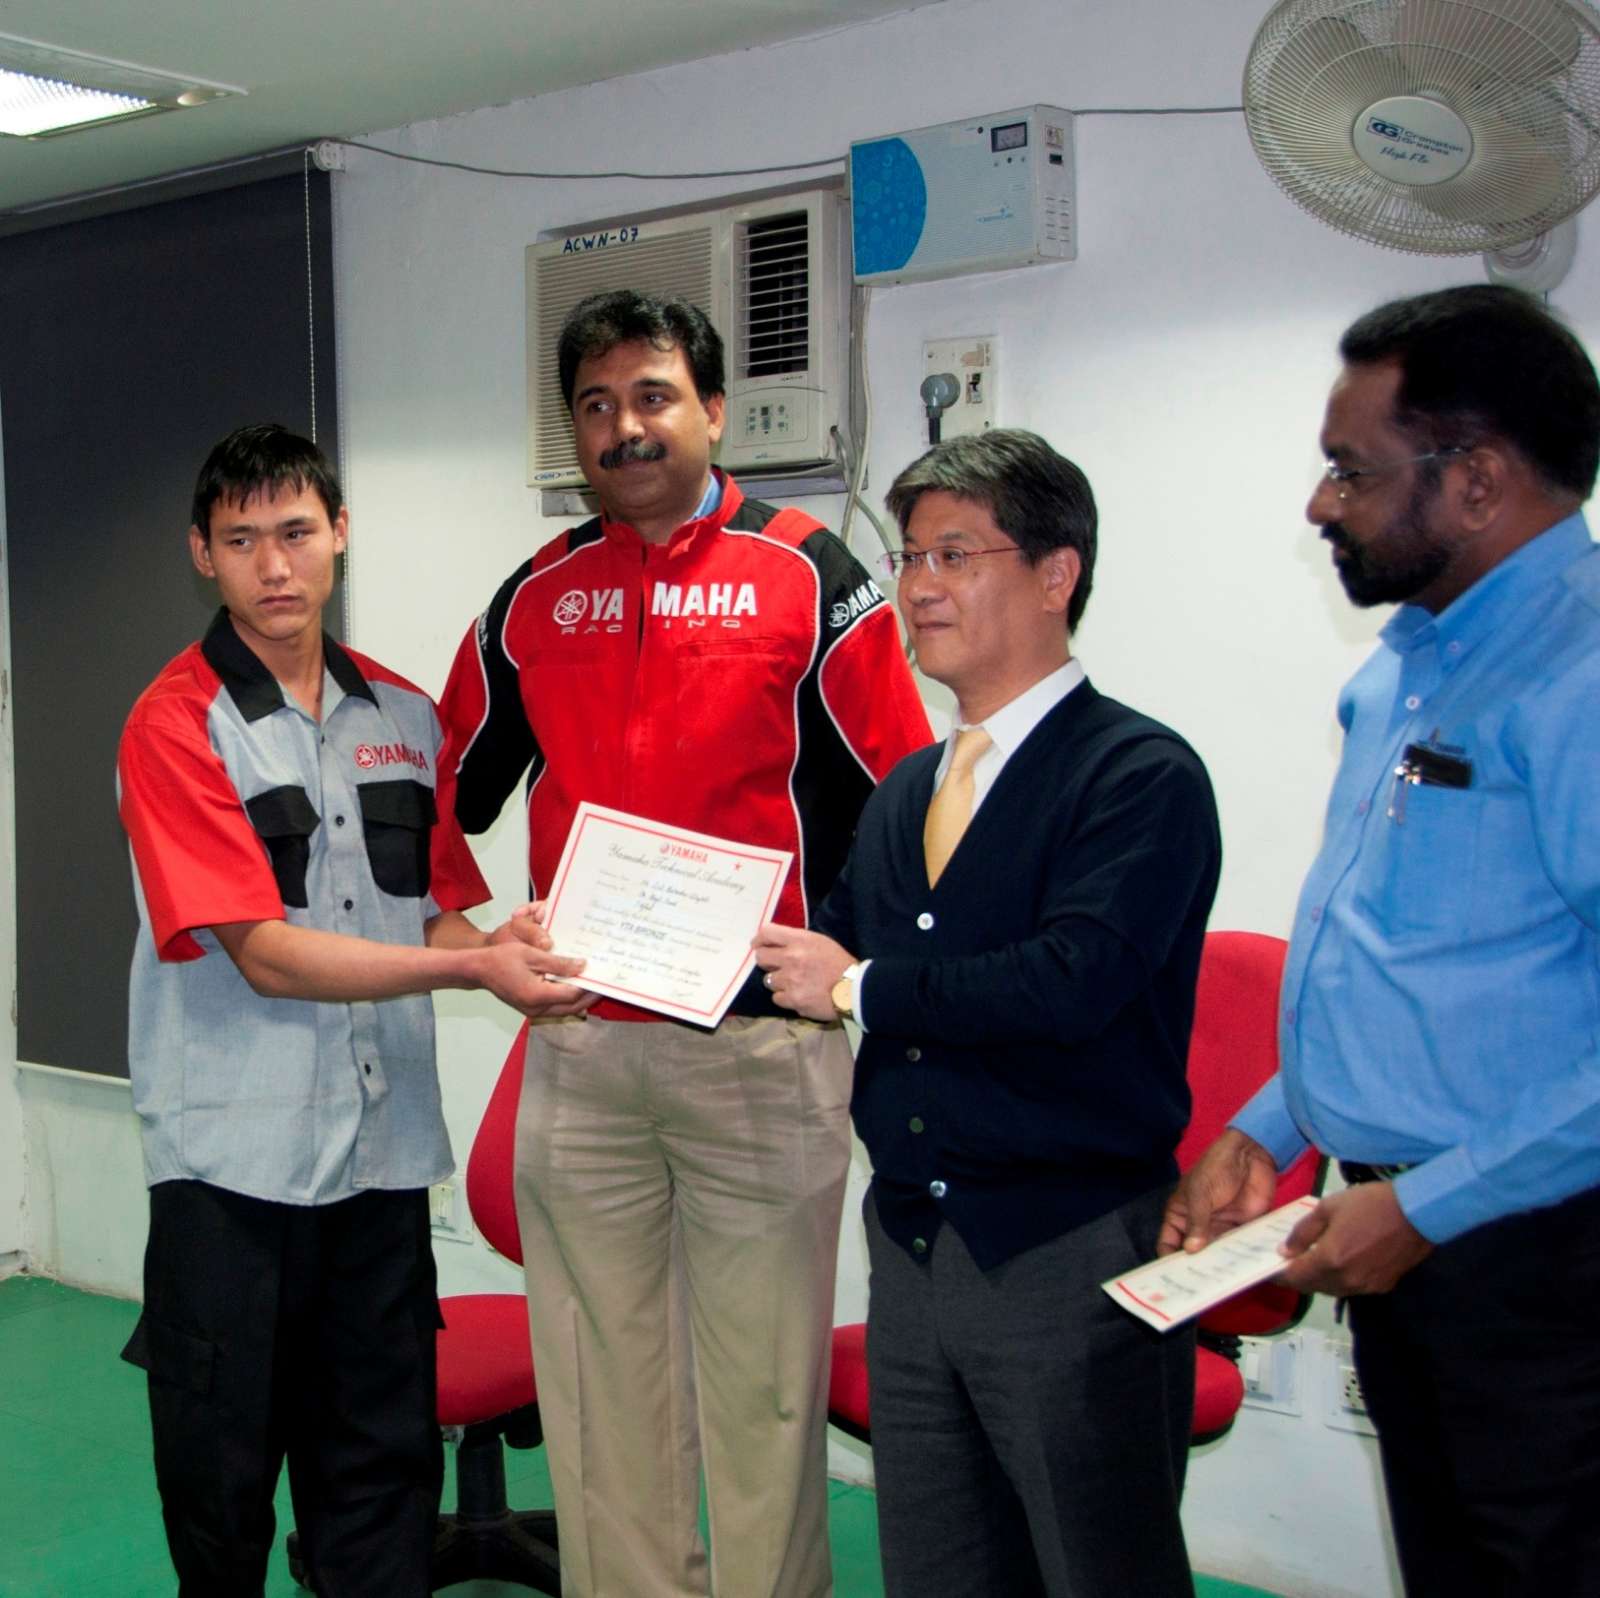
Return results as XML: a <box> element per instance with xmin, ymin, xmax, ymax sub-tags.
<box><xmin>755</xmin><ymin>428</ymin><xmax>1220</xmax><ymax>1597</ymax></box>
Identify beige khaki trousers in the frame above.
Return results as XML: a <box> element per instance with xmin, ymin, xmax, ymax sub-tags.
<box><xmin>514</xmin><ymin>1013</ymin><xmax>852</xmax><ymax>1598</ymax></box>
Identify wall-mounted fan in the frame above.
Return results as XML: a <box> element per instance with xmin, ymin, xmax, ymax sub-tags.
<box><xmin>1244</xmin><ymin>0</ymin><xmax>1600</xmax><ymax>283</ymax></box>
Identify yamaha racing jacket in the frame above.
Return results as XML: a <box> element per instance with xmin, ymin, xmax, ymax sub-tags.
<box><xmin>438</xmin><ymin>472</ymin><xmax>932</xmax><ymax>1020</ymax></box>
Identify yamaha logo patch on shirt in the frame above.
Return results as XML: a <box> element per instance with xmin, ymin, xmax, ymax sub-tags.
<box><xmin>354</xmin><ymin>742</ymin><xmax>430</xmax><ymax>772</ymax></box>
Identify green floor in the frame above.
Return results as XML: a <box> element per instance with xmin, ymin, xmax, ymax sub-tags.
<box><xmin>0</xmin><ymin>1273</ymin><xmax>1281</xmax><ymax>1597</ymax></box>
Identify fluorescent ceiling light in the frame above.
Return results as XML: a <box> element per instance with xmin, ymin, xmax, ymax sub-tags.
<box><xmin>0</xmin><ymin>73</ymin><xmax>153</xmax><ymax>138</ymax></box>
<box><xmin>0</xmin><ymin>33</ymin><xmax>243</xmax><ymax>139</ymax></box>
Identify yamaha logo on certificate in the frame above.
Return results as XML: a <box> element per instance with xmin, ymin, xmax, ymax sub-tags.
<box><xmin>542</xmin><ymin>802</ymin><xmax>793</xmax><ymax>1026</ymax></box>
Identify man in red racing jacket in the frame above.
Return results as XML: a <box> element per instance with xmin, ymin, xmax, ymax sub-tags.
<box><xmin>439</xmin><ymin>289</ymin><xmax>930</xmax><ymax>1598</ymax></box>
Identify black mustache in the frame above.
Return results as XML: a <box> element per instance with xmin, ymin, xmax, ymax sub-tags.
<box><xmin>1321</xmin><ymin>524</ymin><xmax>1349</xmax><ymax>550</ymax></box>
<box><xmin>599</xmin><ymin>439</ymin><xmax>668</xmax><ymax>470</ymax></box>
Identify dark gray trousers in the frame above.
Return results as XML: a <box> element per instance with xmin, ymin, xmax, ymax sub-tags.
<box><xmin>864</xmin><ymin>1188</ymin><xmax>1195</xmax><ymax>1598</ymax></box>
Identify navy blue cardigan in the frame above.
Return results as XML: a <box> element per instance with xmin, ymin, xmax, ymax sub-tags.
<box><xmin>814</xmin><ymin>680</ymin><xmax>1221</xmax><ymax>1269</ymax></box>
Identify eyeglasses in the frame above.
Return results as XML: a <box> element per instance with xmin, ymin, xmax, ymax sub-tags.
<box><xmin>879</xmin><ymin>546</ymin><xmax>1023</xmax><ymax>580</ymax></box>
<box><xmin>1322</xmin><ymin>446</ymin><xmax>1472</xmax><ymax>501</ymax></box>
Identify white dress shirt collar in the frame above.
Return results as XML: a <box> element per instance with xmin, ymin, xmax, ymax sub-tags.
<box><xmin>934</xmin><ymin>658</ymin><xmax>1087</xmax><ymax>802</ymax></box>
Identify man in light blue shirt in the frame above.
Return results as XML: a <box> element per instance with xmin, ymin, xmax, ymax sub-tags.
<box><xmin>1163</xmin><ymin>285</ymin><xmax>1600</xmax><ymax>1596</ymax></box>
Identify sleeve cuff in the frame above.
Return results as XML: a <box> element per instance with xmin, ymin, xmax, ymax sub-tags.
<box><xmin>1228</xmin><ymin>1075</ymin><xmax>1309</xmax><ymax>1171</ymax></box>
<box><xmin>852</xmin><ymin>959</ymin><xmax>871</xmax><ymax>1032</ymax></box>
<box><xmin>1390</xmin><ymin>1146</ymin><xmax>1490</xmax><ymax>1244</ymax></box>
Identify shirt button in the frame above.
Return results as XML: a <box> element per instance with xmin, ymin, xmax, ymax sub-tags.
<box><xmin>1447</xmin><ymin>640</ymin><xmax>1462</xmax><ymax>655</ymax></box>
<box><xmin>916</xmin><ymin>912</ymin><xmax>935</xmax><ymax>930</ymax></box>
<box><xmin>1357</xmin><ymin>799</ymin><xmax>1370</xmax><ymax>816</ymax></box>
<box><xmin>929</xmin><ymin>1179</ymin><xmax>947</xmax><ymax>1198</ymax></box>
<box><xmin>909</xmin><ymin>1116</ymin><xmax>925</xmax><ymax>1134</ymax></box>
<box><xmin>1405</xmin><ymin>694</ymin><xmax>1421</xmax><ymax>710</ymax></box>
<box><xmin>1285</xmin><ymin>1007</ymin><xmax>1297</xmax><ymax>1026</ymax></box>
<box><xmin>362</xmin><ymin>1062</ymin><xmax>372</xmax><ymax>1076</ymax></box>
<box><xmin>911</xmin><ymin>1236</ymin><xmax>928</xmax><ymax>1256</ymax></box>
<box><xmin>343</xmin><ymin>899</ymin><xmax>354</xmax><ymax>911</ymax></box>
<box><xmin>906</xmin><ymin>1046</ymin><xmax>922</xmax><ymax>1062</ymax></box>
<box><xmin>334</xmin><ymin>815</ymin><xmax>346</xmax><ymax>827</ymax></box>
<box><xmin>1309</xmin><ymin>905</ymin><xmax>1322</xmax><ymax>922</ymax></box>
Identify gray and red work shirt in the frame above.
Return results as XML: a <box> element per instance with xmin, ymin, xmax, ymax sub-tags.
<box><xmin>117</xmin><ymin>609</ymin><xmax>489</xmax><ymax>1205</ymax></box>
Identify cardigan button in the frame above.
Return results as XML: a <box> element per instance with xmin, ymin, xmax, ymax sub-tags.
<box><xmin>906</xmin><ymin>1047</ymin><xmax>922</xmax><ymax>1062</ymax></box>
<box><xmin>911</xmin><ymin>1236</ymin><xmax>928</xmax><ymax>1256</ymax></box>
<box><xmin>908</xmin><ymin>1116</ymin><xmax>925</xmax><ymax>1133</ymax></box>
<box><xmin>916</xmin><ymin>912</ymin><xmax>935</xmax><ymax>930</ymax></box>
<box><xmin>929</xmin><ymin>1180</ymin><xmax>947</xmax><ymax>1199</ymax></box>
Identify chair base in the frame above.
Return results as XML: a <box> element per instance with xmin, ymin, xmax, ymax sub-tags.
<box><xmin>286</xmin><ymin>1410</ymin><xmax>560</xmax><ymax>1594</ymax></box>
<box><xmin>286</xmin><ymin>1514</ymin><xmax>561</xmax><ymax>1595</ymax></box>
<box><xmin>431</xmin><ymin>1504</ymin><xmax>560</xmax><ymax>1592</ymax></box>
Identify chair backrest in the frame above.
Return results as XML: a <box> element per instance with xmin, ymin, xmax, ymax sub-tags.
<box><xmin>1178</xmin><ymin>930</ymin><xmax>1288</xmax><ymax>1168</ymax></box>
<box><xmin>1178</xmin><ymin>930</ymin><xmax>1324</xmax><ymax>1336</ymax></box>
<box><xmin>465</xmin><ymin>1021</ymin><xmax>530</xmax><ymax>1266</ymax></box>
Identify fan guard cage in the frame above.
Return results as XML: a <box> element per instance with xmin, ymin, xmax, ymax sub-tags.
<box><xmin>1245</xmin><ymin>0</ymin><xmax>1600</xmax><ymax>254</ymax></box>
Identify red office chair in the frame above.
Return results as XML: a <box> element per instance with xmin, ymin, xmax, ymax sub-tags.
<box><xmin>827</xmin><ymin>930</ymin><xmax>1324</xmax><ymax>1450</ymax></box>
<box><xmin>288</xmin><ymin>1022</ymin><xmax>559</xmax><ymax>1593</ymax></box>
<box><xmin>1180</xmin><ymin>930</ymin><xmax>1323</xmax><ymax>1442</ymax></box>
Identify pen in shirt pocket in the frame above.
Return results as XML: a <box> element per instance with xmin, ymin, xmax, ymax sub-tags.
<box><xmin>1387</xmin><ymin>734</ymin><xmax>1473</xmax><ymax>824</ymax></box>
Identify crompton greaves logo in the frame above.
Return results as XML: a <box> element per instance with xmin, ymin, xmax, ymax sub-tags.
<box><xmin>650</xmin><ymin>582</ymin><xmax>758</xmax><ymax>629</ymax></box>
<box><xmin>829</xmin><ymin>578</ymin><xmax>887</xmax><ymax>629</ymax></box>
<box><xmin>555</xmin><ymin>588</ymin><xmax>626</xmax><ymax>634</ymax></box>
<box><xmin>354</xmin><ymin>742</ymin><xmax>430</xmax><ymax>771</ymax></box>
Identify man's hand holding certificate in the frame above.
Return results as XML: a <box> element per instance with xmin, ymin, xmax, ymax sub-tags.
<box><xmin>1103</xmin><ymin>1196</ymin><xmax>1320</xmax><ymax>1331</ymax></box>
<box><xmin>540</xmin><ymin>803</ymin><xmax>792</xmax><ymax>1027</ymax></box>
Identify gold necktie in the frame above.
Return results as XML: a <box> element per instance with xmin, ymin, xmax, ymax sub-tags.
<box><xmin>923</xmin><ymin>726</ymin><xmax>992</xmax><ymax>887</ymax></box>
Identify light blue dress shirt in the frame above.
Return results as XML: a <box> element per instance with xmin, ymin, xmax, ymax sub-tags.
<box><xmin>1233</xmin><ymin>513</ymin><xmax>1600</xmax><ymax>1243</ymax></box>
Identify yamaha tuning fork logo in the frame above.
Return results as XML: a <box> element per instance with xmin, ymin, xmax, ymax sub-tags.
<box><xmin>552</xmin><ymin>590</ymin><xmax>589</xmax><ymax>627</ymax></box>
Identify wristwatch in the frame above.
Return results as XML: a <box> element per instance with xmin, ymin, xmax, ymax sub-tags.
<box><xmin>831</xmin><ymin>962</ymin><xmax>865</xmax><ymax>1021</ymax></box>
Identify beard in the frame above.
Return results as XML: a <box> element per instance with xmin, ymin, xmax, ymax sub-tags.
<box><xmin>1322</xmin><ymin>479</ymin><xmax>1451</xmax><ymax>608</ymax></box>
<box><xmin>598</xmin><ymin>438</ymin><xmax>668</xmax><ymax>470</ymax></box>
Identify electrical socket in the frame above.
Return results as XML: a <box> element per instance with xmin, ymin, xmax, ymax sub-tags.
<box><xmin>922</xmin><ymin>337</ymin><xmax>996</xmax><ymax>439</ymax></box>
<box><xmin>1325</xmin><ymin>1339</ymin><xmax>1377</xmax><ymax>1435</ymax></box>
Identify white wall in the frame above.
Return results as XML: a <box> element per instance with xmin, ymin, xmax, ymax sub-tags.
<box><xmin>16</xmin><ymin>0</ymin><xmax>1600</xmax><ymax>1590</ymax></box>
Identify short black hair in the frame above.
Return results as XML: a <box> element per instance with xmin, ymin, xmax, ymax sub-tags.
<box><xmin>885</xmin><ymin>429</ymin><xmax>1098</xmax><ymax>631</ymax></box>
<box><xmin>557</xmin><ymin>289</ymin><xmax>725</xmax><ymax>411</ymax></box>
<box><xmin>1340</xmin><ymin>284</ymin><xmax>1600</xmax><ymax>500</ymax></box>
<box><xmin>191</xmin><ymin>424</ymin><xmax>343</xmax><ymax>540</ymax></box>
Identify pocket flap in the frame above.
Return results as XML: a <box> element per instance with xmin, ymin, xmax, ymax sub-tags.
<box><xmin>357</xmin><ymin>779</ymin><xmax>436</xmax><ymax>830</ymax></box>
<box><xmin>121</xmin><ymin>1312</ymin><xmax>215</xmax><ymax>1396</ymax></box>
<box><xmin>244</xmin><ymin>784</ymin><xmax>321</xmax><ymax>840</ymax></box>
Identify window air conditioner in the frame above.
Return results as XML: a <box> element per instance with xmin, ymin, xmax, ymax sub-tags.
<box><xmin>525</xmin><ymin>182</ymin><xmax>850</xmax><ymax>490</ymax></box>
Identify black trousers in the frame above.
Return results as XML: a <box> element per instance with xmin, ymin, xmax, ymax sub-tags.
<box><xmin>122</xmin><ymin>1181</ymin><xmax>443</xmax><ymax>1598</ymax></box>
<box><xmin>1349</xmin><ymin>1184</ymin><xmax>1600</xmax><ymax>1597</ymax></box>
<box><xmin>864</xmin><ymin>1189</ymin><xmax>1195</xmax><ymax>1598</ymax></box>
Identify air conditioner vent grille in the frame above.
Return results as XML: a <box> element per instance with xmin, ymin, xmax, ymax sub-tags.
<box><xmin>738</xmin><ymin>211</ymin><xmax>809</xmax><ymax>378</ymax></box>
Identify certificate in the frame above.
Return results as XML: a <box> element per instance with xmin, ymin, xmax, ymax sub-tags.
<box><xmin>543</xmin><ymin>802</ymin><xmax>793</xmax><ymax>1027</ymax></box>
<box><xmin>1101</xmin><ymin>1196</ymin><xmax>1320</xmax><ymax>1332</ymax></box>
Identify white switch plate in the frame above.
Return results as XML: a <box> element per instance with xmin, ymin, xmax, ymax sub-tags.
<box><xmin>428</xmin><ymin>1179</ymin><xmax>474</xmax><ymax>1244</ymax></box>
<box><xmin>922</xmin><ymin>336</ymin><xmax>996</xmax><ymax>439</ymax></box>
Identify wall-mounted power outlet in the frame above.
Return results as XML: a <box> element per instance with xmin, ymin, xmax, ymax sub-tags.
<box><xmin>922</xmin><ymin>336</ymin><xmax>996</xmax><ymax>439</ymax></box>
<box><xmin>1324</xmin><ymin>1338</ymin><xmax>1377</xmax><ymax>1435</ymax></box>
